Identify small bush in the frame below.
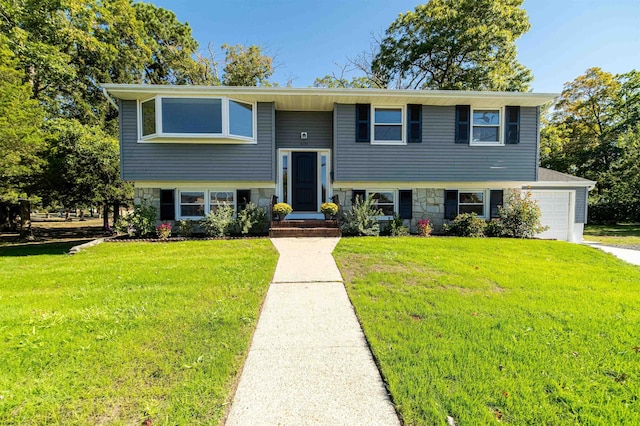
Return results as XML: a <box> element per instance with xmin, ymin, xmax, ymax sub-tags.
<box><xmin>156</xmin><ymin>222</ymin><xmax>172</xmax><ymax>239</ymax></box>
<box><xmin>320</xmin><ymin>202</ymin><xmax>339</xmax><ymax>216</ymax></box>
<box><xmin>498</xmin><ymin>190</ymin><xmax>548</xmax><ymax>238</ymax></box>
<box><xmin>485</xmin><ymin>219</ymin><xmax>506</xmax><ymax>237</ymax></box>
<box><xmin>417</xmin><ymin>219</ymin><xmax>433</xmax><ymax>237</ymax></box>
<box><xmin>235</xmin><ymin>202</ymin><xmax>267</xmax><ymax>235</ymax></box>
<box><xmin>115</xmin><ymin>202</ymin><xmax>157</xmax><ymax>237</ymax></box>
<box><xmin>444</xmin><ymin>213</ymin><xmax>487</xmax><ymax>237</ymax></box>
<box><xmin>175</xmin><ymin>219</ymin><xmax>196</xmax><ymax>237</ymax></box>
<box><xmin>200</xmin><ymin>204</ymin><xmax>234</xmax><ymax>237</ymax></box>
<box><xmin>340</xmin><ymin>194</ymin><xmax>382</xmax><ymax>236</ymax></box>
<box><xmin>388</xmin><ymin>214</ymin><xmax>409</xmax><ymax>237</ymax></box>
<box><xmin>272</xmin><ymin>203</ymin><xmax>292</xmax><ymax>215</ymax></box>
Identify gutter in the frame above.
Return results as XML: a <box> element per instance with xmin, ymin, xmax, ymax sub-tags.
<box><xmin>102</xmin><ymin>87</ymin><xmax>119</xmax><ymax>111</ymax></box>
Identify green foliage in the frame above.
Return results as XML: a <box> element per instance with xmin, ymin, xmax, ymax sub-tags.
<box><xmin>156</xmin><ymin>222</ymin><xmax>172</xmax><ymax>239</ymax></box>
<box><xmin>371</xmin><ymin>0</ymin><xmax>532</xmax><ymax>90</ymax></box>
<box><xmin>272</xmin><ymin>203</ymin><xmax>293</xmax><ymax>215</ymax></box>
<box><xmin>496</xmin><ymin>190</ymin><xmax>548</xmax><ymax>238</ymax></box>
<box><xmin>388</xmin><ymin>214</ymin><xmax>410</xmax><ymax>237</ymax></box>
<box><xmin>0</xmin><ymin>35</ymin><xmax>46</xmax><ymax>202</ymax></box>
<box><xmin>234</xmin><ymin>202</ymin><xmax>267</xmax><ymax>235</ymax></box>
<box><xmin>115</xmin><ymin>202</ymin><xmax>157</xmax><ymax>238</ymax></box>
<box><xmin>541</xmin><ymin>68</ymin><xmax>640</xmax><ymax>222</ymax></box>
<box><xmin>484</xmin><ymin>219</ymin><xmax>506</xmax><ymax>237</ymax></box>
<box><xmin>335</xmin><ymin>238</ymin><xmax>640</xmax><ymax>425</ymax></box>
<box><xmin>175</xmin><ymin>219</ymin><xmax>196</xmax><ymax>237</ymax></box>
<box><xmin>444</xmin><ymin>213</ymin><xmax>487</xmax><ymax>237</ymax></box>
<box><xmin>221</xmin><ymin>44</ymin><xmax>273</xmax><ymax>86</ymax></box>
<box><xmin>313</xmin><ymin>74</ymin><xmax>373</xmax><ymax>88</ymax></box>
<box><xmin>200</xmin><ymin>205</ymin><xmax>234</xmax><ymax>237</ymax></box>
<box><xmin>340</xmin><ymin>195</ymin><xmax>382</xmax><ymax>236</ymax></box>
<box><xmin>0</xmin><ymin>240</ymin><xmax>277</xmax><ymax>424</ymax></box>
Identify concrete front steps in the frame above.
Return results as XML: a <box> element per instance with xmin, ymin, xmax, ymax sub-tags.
<box><xmin>269</xmin><ymin>219</ymin><xmax>342</xmax><ymax>238</ymax></box>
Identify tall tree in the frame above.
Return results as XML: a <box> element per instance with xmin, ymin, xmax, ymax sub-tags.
<box><xmin>0</xmin><ymin>34</ymin><xmax>45</xmax><ymax>203</ymax></box>
<box><xmin>541</xmin><ymin>68</ymin><xmax>640</xmax><ymax>220</ymax></box>
<box><xmin>356</xmin><ymin>0</ymin><xmax>532</xmax><ymax>90</ymax></box>
<box><xmin>221</xmin><ymin>43</ymin><xmax>273</xmax><ymax>86</ymax></box>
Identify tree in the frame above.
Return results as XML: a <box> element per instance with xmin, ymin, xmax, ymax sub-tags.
<box><xmin>541</xmin><ymin>68</ymin><xmax>640</xmax><ymax>222</ymax></box>
<box><xmin>221</xmin><ymin>43</ymin><xmax>273</xmax><ymax>86</ymax></box>
<box><xmin>367</xmin><ymin>0</ymin><xmax>532</xmax><ymax>90</ymax></box>
<box><xmin>0</xmin><ymin>35</ymin><xmax>45</xmax><ymax>203</ymax></box>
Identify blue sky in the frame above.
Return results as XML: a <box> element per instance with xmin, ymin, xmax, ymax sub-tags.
<box><xmin>151</xmin><ymin>0</ymin><xmax>639</xmax><ymax>93</ymax></box>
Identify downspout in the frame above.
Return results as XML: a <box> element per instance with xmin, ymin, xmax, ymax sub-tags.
<box><xmin>102</xmin><ymin>87</ymin><xmax>119</xmax><ymax>111</ymax></box>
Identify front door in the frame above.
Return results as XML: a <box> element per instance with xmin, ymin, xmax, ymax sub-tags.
<box><xmin>291</xmin><ymin>152</ymin><xmax>318</xmax><ymax>211</ymax></box>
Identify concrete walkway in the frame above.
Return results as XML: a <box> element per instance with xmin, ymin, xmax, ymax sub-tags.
<box><xmin>584</xmin><ymin>242</ymin><xmax>640</xmax><ymax>266</ymax></box>
<box><xmin>226</xmin><ymin>238</ymin><xmax>399</xmax><ymax>426</ymax></box>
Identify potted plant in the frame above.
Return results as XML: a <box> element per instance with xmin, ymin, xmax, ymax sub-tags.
<box><xmin>273</xmin><ymin>202</ymin><xmax>292</xmax><ymax>221</ymax></box>
<box><xmin>320</xmin><ymin>202</ymin><xmax>339</xmax><ymax>220</ymax></box>
<box><xmin>417</xmin><ymin>219</ymin><xmax>432</xmax><ymax>237</ymax></box>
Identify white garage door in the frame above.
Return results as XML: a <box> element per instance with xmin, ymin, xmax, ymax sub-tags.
<box><xmin>529</xmin><ymin>190</ymin><xmax>572</xmax><ymax>241</ymax></box>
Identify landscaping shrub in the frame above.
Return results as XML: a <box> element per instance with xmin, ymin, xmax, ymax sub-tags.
<box><xmin>417</xmin><ymin>219</ymin><xmax>433</xmax><ymax>237</ymax></box>
<box><xmin>388</xmin><ymin>214</ymin><xmax>409</xmax><ymax>236</ymax></box>
<box><xmin>234</xmin><ymin>202</ymin><xmax>267</xmax><ymax>235</ymax></box>
<box><xmin>498</xmin><ymin>190</ymin><xmax>548</xmax><ymax>238</ymax></box>
<box><xmin>444</xmin><ymin>213</ymin><xmax>487</xmax><ymax>237</ymax></box>
<box><xmin>588</xmin><ymin>201</ymin><xmax>640</xmax><ymax>224</ymax></box>
<box><xmin>156</xmin><ymin>222</ymin><xmax>172</xmax><ymax>239</ymax></box>
<box><xmin>115</xmin><ymin>202</ymin><xmax>157</xmax><ymax>237</ymax></box>
<box><xmin>340</xmin><ymin>194</ymin><xmax>382</xmax><ymax>236</ymax></box>
<box><xmin>485</xmin><ymin>219</ymin><xmax>506</xmax><ymax>237</ymax></box>
<box><xmin>200</xmin><ymin>204</ymin><xmax>234</xmax><ymax>237</ymax></box>
<box><xmin>175</xmin><ymin>219</ymin><xmax>196</xmax><ymax>237</ymax></box>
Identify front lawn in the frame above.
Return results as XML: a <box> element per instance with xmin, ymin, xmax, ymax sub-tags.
<box><xmin>0</xmin><ymin>240</ymin><xmax>278</xmax><ymax>425</ymax></box>
<box><xmin>335</xmin><ymin>238</ymin><xmax>640</xmax><ymax>425</ymax></box>
<box><xmin>584</xmin><ymin>224</ymin><xmax>640</xmax><ymax>249</ymax></box>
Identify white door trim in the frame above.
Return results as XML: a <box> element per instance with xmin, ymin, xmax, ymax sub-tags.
<box><xmin>277</xmin><ymin>149</ymin><xmax>332</xmax><ymax>211</ymax></box>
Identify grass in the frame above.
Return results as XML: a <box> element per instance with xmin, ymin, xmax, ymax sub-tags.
<box><xmin>0</xmin><ymin>240</ymin><xmax>278</xmax><ymax>425</ymax></box>
<box><xmin>584</xmin><ymin>224</ymin><xmax>640</xmax><ymax>248</ymax></box>
<box><xmin>334</xmin><ymin>237</ymin><xmax>640</xmax><ymax>425</ymax></box>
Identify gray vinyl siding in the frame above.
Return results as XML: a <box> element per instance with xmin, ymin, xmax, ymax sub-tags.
<box><xmin>527</xmin><ymin>186</ymin><xmax>588</xmax><ymax>224</ymax></box>
<box><xmin>119</xmin><ymin>100</ymin><xmax>275</xmax><ymax>181</ymax></box>
<box><xmin>334</xmin><ymin>104</ymin><xmax>538</xmax><ymax>182</ymax></box>
<box><xmin>276</xmin><ymin>111</ymin><xmax>332</xmax><ymax>149</ymax></box>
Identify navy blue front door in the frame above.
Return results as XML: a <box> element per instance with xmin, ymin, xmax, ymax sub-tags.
<box><xmin>291</xmin><ymin>152</ymin><xmax>318</xmax><ymax>211</ymax></box>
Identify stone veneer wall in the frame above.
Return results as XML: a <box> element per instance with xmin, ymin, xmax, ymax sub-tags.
<box><xmin>332</xmin><ymin>188</ymin><xmax>446</xmax><ymax>233</ymax></box>
<box><xmin>251</xmin><ymin>188</ymin><xmax>276</xmax><ymax>219</ymax></box>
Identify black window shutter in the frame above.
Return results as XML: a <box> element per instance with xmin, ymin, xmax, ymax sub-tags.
<box><xmin>237</xmin><ymin>189</ymin><xmax>251</xmax><ymax>211</ymax></box>
<box><xmin>490</xmin><ymin>190</ymin><xmax>504</xmax><ymax>218</ymax></box>
<box><xmin>352</xmin><ymin>189</ymin><xmax>366</xmax><ymax>205</ymax></box>
<box><xmin>399</xmin><ymin>190</ymin><xmax>412</xmax><ymax>219</ymax></box>
<box><xmin>407</xmin><ymin>104</ymin><xmax>422</xmax><ymax>143</ymax></box>
<box><xmin>160</xmin><ymin>189</ymin><xmax>175</xmax><ymax>221</ymax></box>
<box><xmin>355</xmin><ymin>104</ymin><xmax>370</xmax><ymax>142</ymax></box>
<box><xmin>505</xmin><ymin>106</ymin><xmax>520</xmax><ymax>144</ymax></box>
<box><xmin>444</xmin><ymin>190</ymin><xmax>458</xmax><ymax>219</ymax></box>
<box><xmin>455</xmin><ymin>105</ymin><xmax>470</xmax><ymax>144</ymax></box>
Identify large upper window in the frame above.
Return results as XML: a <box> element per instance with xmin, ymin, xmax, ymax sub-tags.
<box><xmin>372</xmin><ymin>106</ymin><xmax>404</xmax><ymax>144</ymax></box>
<box><xmin>139</xmin><ymin>97</ymin><xmax>255</xmax><ymax>141</ymax></box>
<box><xmin>471</xmin><ymin>108</ymin><xmax>502</xmax><ymax>145</ymax></box>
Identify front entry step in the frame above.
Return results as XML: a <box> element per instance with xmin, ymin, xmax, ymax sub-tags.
<box><xmin>269</xmin><ymin>219</ymin><xmax>342</xmax><ymax>238</ymax></box>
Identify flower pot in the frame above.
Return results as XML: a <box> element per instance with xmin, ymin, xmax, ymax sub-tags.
<box><xmin>278</xmin><ymin>213</ymin><xmax>287</xmax><ymax>221</ymax></box>
<box><xmin>324</xmin><ymin>213</ymin><xmax>332</xmax><ymax>220</ymax></box>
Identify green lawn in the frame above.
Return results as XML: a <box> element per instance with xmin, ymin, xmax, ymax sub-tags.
<box><xmin>335</xmin><ymin>237</ymin><xmax>640</xmax><ymax>425</ymax></box>
<box><xmin>0</xmin><ymin>240</ymin><xmax>278</xmax><ymax>425</ymax></box>
<box><xmin>584</xmin><ymin>224</ymin><xmax>640</xmax><ymax>248</ymax></box>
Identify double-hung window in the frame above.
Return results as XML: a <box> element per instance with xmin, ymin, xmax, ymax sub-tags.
<box><xmin>458</xmin><ymin>191</ymin><xmax>485</xmax><ymax>216</ymax></box>
<box><xmin>367</xmin><ymin>190</ymin><xmax>396</xmax><ymax>217</ymax></box>
<box><xmin>178</xmin><ymin>190</ymin><xmax>236</xmax><ymax>219</ymax></box>
<box><xmin>179</xmin><ymin>191</ymin><xmax>206</xmax><ymax>218</ymax></box>
<box><xmin>471</xmin><ymin>108</ymin><xmax>502</xmax><ymax>145</ymax></box>
<box><xmin>372</xmin><ymin>106</ymin><xmax>404</xmax><ymax>144</ymax></box>
<box><xmin>139</xmin><ymin>97</ymin><xmax>255</xmax><ymax>142</ymax></box>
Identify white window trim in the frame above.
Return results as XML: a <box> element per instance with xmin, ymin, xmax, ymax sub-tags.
<box><xmin>137</xmin><ymin>96</ymin><xmax>257</xmax><ymax>143</ymax></box>
<box><xmin>176</xmin><ymin>189</ymin><xmax>237</xmax><ymax>220</ymax></box>
<box><xmin>371</xmin><ymin>105</ymin><xmax>406</xmax><ymax>145</ymax></box>
<box><xmin>277</xmin><ymin>149</ymin><xmax>332</xmax><ymax>211</ymax></box>
<box><xmin>470</xmin><ymin>107</ymin><xmax>503</xmax><ymax>146</ymax></box>
<box><xmin>457</xmin><ymin>189</ymin><xmax>488</xmax><ymax>218</ymax></box>
<box><xmin>367</xmin><ymin>189</ymin><xmax>397</xmax><ymax>219</ymax></box>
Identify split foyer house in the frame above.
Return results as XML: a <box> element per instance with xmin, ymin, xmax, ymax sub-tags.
<box><xmin>102</xmin><ymin>85</ymin><xmax>595</xmax><ymax>242</ymax></box>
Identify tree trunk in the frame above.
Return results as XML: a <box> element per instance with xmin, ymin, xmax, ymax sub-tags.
<box><xmin>103</xmin><ymin>204</ymin><xmax>109</xmax><ymax>230</ymax></box>
<box><xmin>113</xmin><ymin>201</ymin><xmax>120</xmax><ymax>224</ymax></box>
<box><xmin>19</xmin><ymin>199</ymin><xmax>34</xmax><ymax>241</ymax></box>
<box><xmin>65</xmin><ymin>208</ymin><xmax>70</xmax><ymax>221</ymax></box>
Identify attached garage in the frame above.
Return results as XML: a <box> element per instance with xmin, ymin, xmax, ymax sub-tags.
<box><xmin>528</xmin><ymin>168</ymin><xmax>596</xmax><ymax>243</ymax></box>
<box><xmin>528</xmin><ymin>190</ymin><xmax>574</xmax><ymax>241</ymax></box>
